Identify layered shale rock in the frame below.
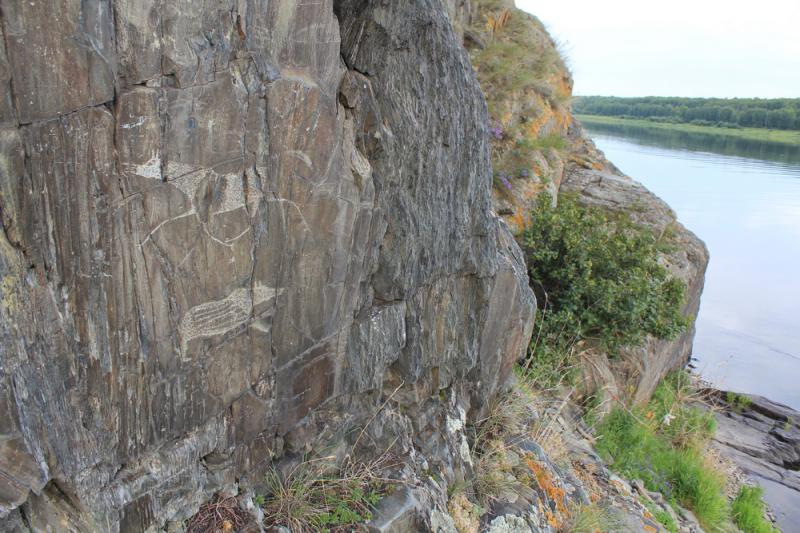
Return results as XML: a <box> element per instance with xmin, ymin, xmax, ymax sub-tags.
<box><xmin>710</xmin><ymin>391</ymin><xmax>800</xmax><ymax>530</ymax></box>
<box><xmin>0</xmin><ymin>1</ymin><xmax>534</xmax><ymax>530</ymax></box>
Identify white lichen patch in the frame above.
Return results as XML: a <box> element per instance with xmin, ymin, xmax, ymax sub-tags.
<box><xmin>430</xmin><ymin>509</ymin><xmax>459</xmax><ymax>533</ymax></box>
<box><xmin>446</xmin><ymin>406</ymin><xmax>466</xmax><ymax>435</ymax></box>
<box><xmin>459</xmin><ymin>435</ymin><xmax>473</xmax><ymax>467</ymax></box>
<box><xmin>486</xmin><ymin>514</ymin><xmax>533</xmax><ymax>533</ymax></box>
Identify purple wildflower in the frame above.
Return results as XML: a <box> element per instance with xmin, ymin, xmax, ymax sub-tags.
<box><xmin>519</xmin><ymin>168</ymin><xmax>530</xmax><ymax>178</ymax></box>
<box><xmin>489</xmin><ymin>120</ymin><xmax>504</xmax><ymax>140</ymax></box>
<box><xmin>497</xmin><ymin>172</ymin><xmax>513</xmax><ymax>190</ymax></box>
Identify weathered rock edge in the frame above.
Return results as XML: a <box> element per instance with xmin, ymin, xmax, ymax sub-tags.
<box><xmin>0</xmin><ymin>1</ymin><xmax>534</xmax><ymax>530</ymax></box>
<box><xmin>709</xmin><ymin>389</ymin><xmax>800</xmax><ymax>530</ymax></box>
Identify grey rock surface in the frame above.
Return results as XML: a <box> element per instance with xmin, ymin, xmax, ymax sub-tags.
<box><xmin>711</xmin><ymin>390</ymin><xmax>800</xmax><ymax>531</ymax></box>
<box><xmin>0</xmin><ymin>1</ymin><xmax>534</xmax><ymax>530</ymax></box>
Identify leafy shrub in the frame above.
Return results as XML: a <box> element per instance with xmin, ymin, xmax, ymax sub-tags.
<box><xmin>521</xmin><ymin>193</ymin><xmax>688</xmax><ymax>384</ymax></box>
<box><xmin>732</xmin><ymin>486</ymin><xmax>779</xmax><ymax>533</ymax></box>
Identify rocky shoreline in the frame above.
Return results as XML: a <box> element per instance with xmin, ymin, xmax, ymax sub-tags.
<box><xmin>706</xmin><ymin>389</ymin><xmax>800</xmax><ymax>531</ymax></box>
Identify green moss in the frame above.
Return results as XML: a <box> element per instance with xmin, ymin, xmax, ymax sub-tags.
<box><xmin>732</xmin><ymin>486</ymin><xmax>779</xmax><ymax>533</ymax></box>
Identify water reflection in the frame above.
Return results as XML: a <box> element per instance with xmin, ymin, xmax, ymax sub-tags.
<box><xmin>585</xmin><ymin>127</ymin><xmax>800</xmax><ymax>410</ymax></box>
<box><xmin>581</xmin><ymin>119</ymin><xmax>800</xmax><ymax>166</ymax></box>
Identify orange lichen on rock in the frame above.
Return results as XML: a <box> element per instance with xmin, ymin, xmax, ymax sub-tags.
<box><xmin>525</xmin><ymin>456</ymin><xmax>570</xmax><ymax>527</ymax></box>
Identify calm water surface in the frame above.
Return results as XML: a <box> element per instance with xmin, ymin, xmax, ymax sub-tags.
<box><xmin>584</xmin><ymin>124</ymin><xmax>800</xmax><ymax>410</ymax></box>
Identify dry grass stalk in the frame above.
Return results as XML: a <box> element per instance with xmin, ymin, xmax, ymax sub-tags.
<box><xmin>485</xmin><ymin>8</ymin><xmax>511</xmax><ymax>35</ymax></box>
<box><xmin>261</xmin><ymin>451</ymin><xmax>403</xmax><ymax>532</ymax></box>
<box><xmin>186</xmin><ymin>495</ymin><xmax>250</xmax><ymax>533</ymax></box>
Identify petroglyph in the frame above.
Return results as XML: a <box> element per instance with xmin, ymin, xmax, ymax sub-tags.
<box><xmin>178</xmin><ymin>285</ymin><xmax>283</xmax><ymax>355</ymax></box>
<box><xmin>253</xmin><ymin>283</ymin><xmax>282</xmax><ymax>306</ymax></box>
<box><xmin>132</xmin><ymin>154</ymin><xmax>162</xmax><ymax>180</ymax></box>
<box><xmin>217</xmin><ymin>173</ymin><xmax>246</xmax><ymax>214</ymax></box>
<box><xmin>179</xmin><ymin>288</ymin><xmax>251</xmax><ymax>356</ymax></box>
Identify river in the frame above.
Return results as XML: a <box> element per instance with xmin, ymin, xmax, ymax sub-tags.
<box><xmin>582</xmin><ymin>122</ymin><xmax>800</xmax><ymax>411</ymax></box>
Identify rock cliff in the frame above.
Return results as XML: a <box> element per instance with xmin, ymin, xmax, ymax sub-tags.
<box><xmin>0</xmin><ymin>1</ymin><xmax>535</xmax><ymax>529</ymax></box>
<box><xmin>0</xmin><ymin>1</ymin><xmax>710</xmax><ymax>531</ymax></box>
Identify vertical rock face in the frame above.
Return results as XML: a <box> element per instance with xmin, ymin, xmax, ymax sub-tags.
<box><xmin>0</xmin><ymin>1</ymin><xmax>534</xmax><ymax>530</ymax></box>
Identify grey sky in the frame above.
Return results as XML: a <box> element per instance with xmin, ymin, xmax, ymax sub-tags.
<box><xmin>516</xmin><ymin>0</ymin><xmax>800</xmax><ymax>98</ymax></box>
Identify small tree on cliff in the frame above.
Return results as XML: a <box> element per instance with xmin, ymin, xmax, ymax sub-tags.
<box><xmin>521</xmin><ymin>193</ymin><xmax>688</xmax><ymax>384</ymax></box>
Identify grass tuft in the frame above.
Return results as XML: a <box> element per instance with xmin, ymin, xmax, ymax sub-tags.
<box><xmin>559</xmin><ymin>503</ymin><xmax>620</xmax><ymax>533</ymax></box>
<box><xmin>258</xmin><ymin>454</ymin><xmax>399</xmax><ymax>532</ymax></box>
<box><xmin>732</xmin><ymin>486</ymin><xmax>779</xmax><ymax>533</ymax></box>
<box><xmin>594</xmin><ymin>372</ymin><xmax>730</xmax><ymax>532</ymax></box>
<box><xmin>470</xmin><ymin>378</ymin><xmax>537</xmax><ymax>505</ymax></box>
<box><xmin>725</xmin><ymin>391</ymin><xmax>753</xmax><ymax>413</ymax></box>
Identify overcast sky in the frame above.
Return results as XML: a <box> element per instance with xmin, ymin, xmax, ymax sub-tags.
<box><xmin>516</xmin><ymin>0</ymin><xmax>800</xmax><ymax>98</ymax></box>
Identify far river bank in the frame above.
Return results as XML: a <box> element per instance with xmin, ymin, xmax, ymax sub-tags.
<box><xmin>577</xmin><ymin>114</ymin><xmax>800</xmax><ymax>149</ymax></box>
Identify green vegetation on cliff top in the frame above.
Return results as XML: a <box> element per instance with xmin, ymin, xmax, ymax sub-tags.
<box><xmin>577</xmin><ymin>114</ymin><xmax>800</xmax><ymax>146</ymax></box>
<box><xmin>468</xmin><ymin>0</ymin><xmax>570</xmax><ymax>194</ymax></box>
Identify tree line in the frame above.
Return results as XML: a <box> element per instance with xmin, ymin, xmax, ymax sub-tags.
<box><xmin>573</xmin><ymin>96</ymin><xmax>800</xmax><ymax>131</ymax></box>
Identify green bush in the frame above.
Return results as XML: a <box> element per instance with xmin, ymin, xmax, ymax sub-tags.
<box><xmin>521</xmin><ymin>193</ymin><xmax>688</xmax><ymax>384</ymax></box>
<box><xmin>732</xmin><ymin>486</ymin><xmax>779</xmax><ymax>533</ymax></box>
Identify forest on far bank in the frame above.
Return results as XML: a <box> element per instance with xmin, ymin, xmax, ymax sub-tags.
<box><xmin>573</xmin><ymin>95</ymin><xmax>800</xmax><ymax>131</ymax></box>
